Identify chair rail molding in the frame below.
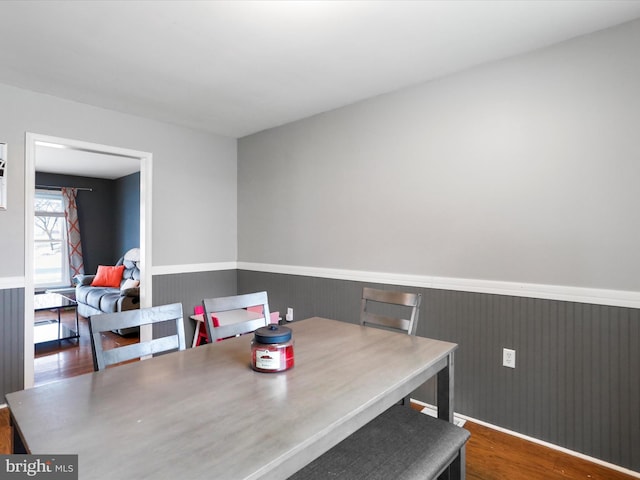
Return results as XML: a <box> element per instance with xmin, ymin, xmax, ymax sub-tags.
<box><xmin>0</xmin><ymin>277</ymin><xmax>25</xmax><ymax>290</ymax></box>
<box><xmin>236</xmin><ymin>262</ymin><xmax>640</xmax><ymax>309</ymax></box>
<box><xmin>152</xmin><ymin>262</ymin><xmax>238</xmax><ymax>276</ymax></box>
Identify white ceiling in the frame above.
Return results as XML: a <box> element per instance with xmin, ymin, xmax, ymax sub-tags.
<box><xmin>4</xmin><ymin>0</ymin><xmax>640</xmax><ymax>177</ymax></box>
<box><xmin>35</xmin><ymin>144</ymin><xmax>141</xmax><ymax>180</ymax></box>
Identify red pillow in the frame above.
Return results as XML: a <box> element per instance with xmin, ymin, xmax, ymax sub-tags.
<box><xmin>91</xmin><ymin>265</ymin><xmax>125</xmax><ymax>288</ymax></box>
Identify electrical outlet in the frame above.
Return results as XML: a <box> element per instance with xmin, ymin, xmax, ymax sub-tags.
<box><xmin>503</xmin><ymin>348</ymin><xmax>516</xmax><ymax>368</ymax></box>
<box><xmin>286</xmin><ymin>307</ymin><xmax>293</xmax><ymax>322</ymax></box>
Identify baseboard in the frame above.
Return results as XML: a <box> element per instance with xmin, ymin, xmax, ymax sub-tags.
<box><xmin>411</xmin><ymin>399</ymin><xmax>467</xmax><ymax>427</ymax></box>
<box><xmin>410</xmin><ymin>399</ymin><xmax>640</xmax><ymax>479</ymax></box>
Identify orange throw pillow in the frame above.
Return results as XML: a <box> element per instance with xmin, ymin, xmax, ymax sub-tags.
<box><xmin>91</xmin><ymin>265</ymin><xmax>125</xmax><ymax>288</ymax></box>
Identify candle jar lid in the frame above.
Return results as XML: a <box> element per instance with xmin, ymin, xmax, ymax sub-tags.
<box><xmin>254</xmin><ymin>324</ymin><xmax>292</xmax><ymax>344</ymax></box>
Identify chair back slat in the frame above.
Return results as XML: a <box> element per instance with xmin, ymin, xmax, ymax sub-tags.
<box><xmin>360</xmin><ymin>312</ymin><xmax>411</xmax><ymax>333</ymax></box>
<box><xmin>101</xmin><ymin>336</ymin><xmax>181</xmax><ymax>367</ymax></box>
<box><xmin>202</xmin><ymin>291</ymin><xmax>270</xmax><ymax>342</ymax></box>
<box><xmin>209</xmin><ymin>317</ymin><xmax>270</xmax><ymax>341</ymax></box>
<box><xmin>362</xmin><ymin>288</ymin><xmax>420</xmax><ymax>307</ymax></box>
<box><xmin>360</xmin><ymin>287</ymin><xmax>422</xmax><ymax>336</ymax></box>
<box><xmin>89</xmin><ymin>302</ymin><xmax>186</xmax><ymax>371</ymax></box>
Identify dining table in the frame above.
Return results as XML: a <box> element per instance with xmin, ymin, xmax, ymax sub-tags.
<box><xmin>7</xmin><ymin>317</ymin><xmax>457</xmax><ymax>480</ymax></box>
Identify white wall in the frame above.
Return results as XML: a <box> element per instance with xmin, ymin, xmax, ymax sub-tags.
<box><xmin>238</xmin><ymin>19</ymin><xmax>640</xmax><ymax>295</ymax></box>
<box><xmin>0</xmin><ymin>82</ymin><xmax>237</xmax><ymax>279</ymax></box>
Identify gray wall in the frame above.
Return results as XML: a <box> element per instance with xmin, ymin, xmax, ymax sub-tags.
<box><xmin>237</xmin><ymin>19</ymin><xmax>640</xmax><ymax>293</ymax></box>
<box><xmin>0</xmin><ymin>81</ymin><xmax>237</xmax><ymax>399</ymax></box>
<box><xmin>235</xmin><ymin>18</ymin><xmax>640</xmax><ymax>473</ymax></box>
<box><xmin>0</xmin><ymin>81</ymin><xmax>237</xmax><ymax>279</ymax></box>
<box><xmin>152</xmin><ymin>270</ymin><xmax>238</xmax><ymax>343</ymax></box>
<box><xmin>238</xmin><ymin>270</ymin><xmax>640</xmax><ymax>472</ymax></box>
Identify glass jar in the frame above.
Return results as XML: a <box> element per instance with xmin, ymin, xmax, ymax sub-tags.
<box><xmin>251</xmin><ymin>324</ymin><xmax>294</xmax><ymax>373</ymax></box>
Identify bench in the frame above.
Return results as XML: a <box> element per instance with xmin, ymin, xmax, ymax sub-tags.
<box><xmin>289</xmin><ymin>404</ymin><xmax>470</xmax><ymax>480</ymax></box>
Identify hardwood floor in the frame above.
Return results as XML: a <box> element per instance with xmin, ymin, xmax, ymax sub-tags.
<box><xmin>0</xmin><ymin>408</ymin><xmax>11</xmax><ymax>455</ymax></box>
<box><xmin>3</xmin><ymin>315</ymin><xmax>637</xmax><ymax>479</ymax></box>
<box><xmin>463</xmin><ymin>420</ymin><xmax>637</xmax><ymax>480</ymax></box>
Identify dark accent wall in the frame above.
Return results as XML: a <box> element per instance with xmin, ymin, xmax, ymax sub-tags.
<box><xmin>152</xmin><ymin>270</ymin><xmax>238</xmax><ymax>342</ymax></box>
<box><xmin>35</xmin><ymin>172</ymin><xmax>140</xmax><ymax>273</ymax></box>
<box><xmin>237</xmin><ymin>270</ymin><xmax>640</xmax><ymax>472</ymax></box>
<box><xmin>1</xmin><ymin>288</ymin><xmax>25</xmax><ymax>401</ymax></box>
<box><xmin>114</xmin><ymin>172</ymin><xmax>140</xmax><ymax>256</ymax></box>
<box><xmin>4</xmin><ymin>268</ymin><xmax>637</xmax><ymax>472</ymax></box>
<box><xmin>36</xmin><ymin>173</ymin><xmax>119</xmax><ymax>272</ymax></box>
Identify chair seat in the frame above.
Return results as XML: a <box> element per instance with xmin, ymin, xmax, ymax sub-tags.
<box><xmin>289</xmin><ymin>405</ymin><xmax>470</xmax><ymax>480</ymax></box>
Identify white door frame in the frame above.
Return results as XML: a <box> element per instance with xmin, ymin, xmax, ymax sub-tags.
<box><xmin>24</xmin><ymin>132</ymin><xmax>153</xmax><ymax>388</ymax></box>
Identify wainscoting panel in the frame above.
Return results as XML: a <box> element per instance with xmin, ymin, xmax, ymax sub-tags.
<box><xmin>1</xmin><ymin>288</ymin><xmax>25</xmax><ymax>401</ymax></box>
<box><xmin>152</xmin><ymin>270</ymin><xmax>237</xmax><ymax>343</ymax></box>
<box><xmin>238</xmin><ymin>270</ymin><xmax>640</xmax><ymax>472</ymax></box>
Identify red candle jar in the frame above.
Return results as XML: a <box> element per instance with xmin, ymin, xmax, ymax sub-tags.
<box><xmin>251</xmin><ymin>324</ymin><xmax>294</xmax><ymax>373</ymax></box>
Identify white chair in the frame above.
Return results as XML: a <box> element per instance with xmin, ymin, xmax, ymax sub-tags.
<box><xmin>89</xmin><ymin>302</ymin><xmax>186</xmax><ymax>371</ymax></box>
<box><xmin>202</xmin><ymin>291</ymin><xmax>271</xmax><ymax>343</ymax></box>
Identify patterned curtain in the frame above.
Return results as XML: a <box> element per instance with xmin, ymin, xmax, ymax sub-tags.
<box><xmin>61</xmin><ymin>188</ymin><xmax>85</xmax><ymax>284</ymax></box>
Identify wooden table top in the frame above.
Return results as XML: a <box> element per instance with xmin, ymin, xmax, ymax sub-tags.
<box><xmin>7</xmin><ymin>317</ymin><xmax>457</xmax><ymax>480</ymax></box>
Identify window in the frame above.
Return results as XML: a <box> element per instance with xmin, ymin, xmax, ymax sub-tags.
<box><xmin>34</xmin><ymin>189</ymin><xmax>70</xmax><ymax>287</ymax></box>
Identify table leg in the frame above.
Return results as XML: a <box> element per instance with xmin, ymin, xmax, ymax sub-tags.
<box><xmin>57</xmin><ymin>308</ymin><xmax>62</xmax><ymax>341</ymax></box>
<box><xmin>74</xmin><ymin>305</ymin><xmax>79</xmax><ymax>339</ymax></box>
<box><xmin>11</xmin><ymin>417</ymin><xmax>26</xmax><ymax>454</ymax></box>
<box><xmin>437</xmin><ymin>351</ymin><xmax>454</xmax><ymax>423</ymax></box>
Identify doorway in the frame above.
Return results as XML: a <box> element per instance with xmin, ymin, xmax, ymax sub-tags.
<box><xmin>24</xmin><ymin>133</ymin><xmax>153</xmax><ymax>388</ymax></box>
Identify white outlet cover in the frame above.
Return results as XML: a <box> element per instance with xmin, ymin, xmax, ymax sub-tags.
<box><xmin>503</xmin><ymin>348</ymin><xmax>516</xmax><ymax>368</ymax></box>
